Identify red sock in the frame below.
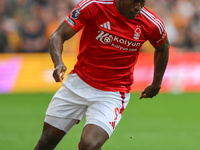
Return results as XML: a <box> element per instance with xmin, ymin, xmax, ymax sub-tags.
<box><xmin>78</xmin><ymin>142</ymin><xmax>80</xmax><ymax>150</ymax></box>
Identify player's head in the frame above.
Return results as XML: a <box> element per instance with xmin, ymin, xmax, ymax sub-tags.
<box><xmin>116</xmin><ymin>0</ymin><xmax>146</xmax><ymax>19</ymax></box>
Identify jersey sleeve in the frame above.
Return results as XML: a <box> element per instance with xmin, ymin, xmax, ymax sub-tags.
<box><xmin>146</xmin><ymin>12</ymin><xmax>167</xmax><ymax>48</ymax></box>
<box><xmin>64</xmin><ymin>0</ymin><xmax>98</xmax><ymax>32</ymax></box>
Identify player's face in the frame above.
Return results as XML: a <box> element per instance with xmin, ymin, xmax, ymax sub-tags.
<box><xmin>116</xmin><ymin>0</ymin><xmax>146</xmax><ymax>19</ymax></box>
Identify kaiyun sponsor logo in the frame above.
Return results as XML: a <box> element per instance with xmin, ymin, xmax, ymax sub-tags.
<box><xmin>96</xmin><ymin>30</ymin><xmax>141</xmax><ymax>47</ymax></box>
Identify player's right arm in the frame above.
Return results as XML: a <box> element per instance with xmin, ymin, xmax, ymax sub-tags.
<box><xmin>49</xmin><ymin>22</ymin><xmax>76</xmax><ymax>82</ymax></box>
<box><xmin>50</xmin><ymin>0</ymin><xmax>98</xmax><ymax>82</ymax></box>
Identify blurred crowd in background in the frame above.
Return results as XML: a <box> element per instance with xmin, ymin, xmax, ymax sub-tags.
<box><xmin>0</xmin><ymin>0</ymin><xmax>200</xmax><ymax>53</ymax></box>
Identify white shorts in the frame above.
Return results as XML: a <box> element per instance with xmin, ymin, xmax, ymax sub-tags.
<box><xmin>45</xmin><ymin>73</ymin><xmax>130</xmax><ymax>137</ymax></box>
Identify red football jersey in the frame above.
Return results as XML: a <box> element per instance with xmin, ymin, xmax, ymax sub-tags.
<box><xmin>64</xmin><ymin>0</ymin><xmax>167</xmax><ymax>93</ymax></box>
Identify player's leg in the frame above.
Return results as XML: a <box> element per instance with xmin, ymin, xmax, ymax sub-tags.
<box><xmin>78</xmin><ymin>91</ymin><xmax>130</xmax><ymax>150</ymax></box>
<box><xmin>34</xmin><ymin>83</ymin><xmax>87</xmax><ymax>150</ymax></box>
<box><xmin>34</xmin><ymin>122</ymin><xmax>66</xmax><ymax>150</ymax></box>
<box><xmin>78</xmin><ymin>124</ymin><xmax>109</xmax><ymax>150</ymax></box>
<box><xmin>34</xmin><ymin>115</ymin><xmax>79</xmax><ymax>150</ymax></box>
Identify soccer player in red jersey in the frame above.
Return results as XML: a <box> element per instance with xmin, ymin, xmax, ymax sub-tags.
<box><xmin>34</xmin><ymin>0</ymin><xmax>169</xmax><ymax>149</ymax></box>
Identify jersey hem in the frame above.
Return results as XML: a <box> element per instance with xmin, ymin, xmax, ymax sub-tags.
<box><xmin>70</xmin><ymin>70</ymin><xmax>131</xmax><ymax>93</ymax></box>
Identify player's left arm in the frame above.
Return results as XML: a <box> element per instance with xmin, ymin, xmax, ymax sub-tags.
<box><xmin>140</xmin><ymin>38</ymin><xmax>169</xmax><ymax>99</ymax></box>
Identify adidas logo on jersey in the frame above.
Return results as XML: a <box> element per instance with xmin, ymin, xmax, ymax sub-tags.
<box><xmin>100</xmin><ymin>21</ymin><xmax>111</xmax><ymax>30</ymax></box>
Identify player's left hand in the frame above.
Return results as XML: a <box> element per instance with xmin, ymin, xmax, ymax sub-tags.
<box><xmin>53</xmin><ymin>64</ymin><xmax>67</xmax><ymax>82</ymax></box>
<box><xmin>139</xmin><ymin>84</ymin><xmax>161</xmax><ymax>99</ymax></box>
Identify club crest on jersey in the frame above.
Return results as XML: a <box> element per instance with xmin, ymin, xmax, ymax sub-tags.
<box><xmin>133</xmin><ymin>25</ymin><xmax>141</xmax><ymax>40</ymax></box>
<box><xmin>71</xmin><ymin>7</ymin><xmax>80</xmax><ymax>19</ymax></box>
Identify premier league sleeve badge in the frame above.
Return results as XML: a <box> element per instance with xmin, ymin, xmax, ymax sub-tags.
<box><xmin>71</xmin><ymin>7</ymin><xmax>80</xmax><ymax>19</ymax></box>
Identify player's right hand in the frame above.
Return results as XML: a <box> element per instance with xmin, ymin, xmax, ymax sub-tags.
<box><xmin>53</xmin><ymin>64</ymin><xmax>67</xmax><ymax>82</ymax></box>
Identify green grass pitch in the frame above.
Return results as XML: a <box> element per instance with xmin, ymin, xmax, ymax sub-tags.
<box><xmin>0</xmin><ymin>93</ymin><xmax>200</xmax><ymax>150</ymax></box>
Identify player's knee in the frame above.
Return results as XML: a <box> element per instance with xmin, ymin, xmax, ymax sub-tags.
<box><xmin>79</xmin><ymin>137</ymin><xmax>101</xmax><ymax>150</ymax></box>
